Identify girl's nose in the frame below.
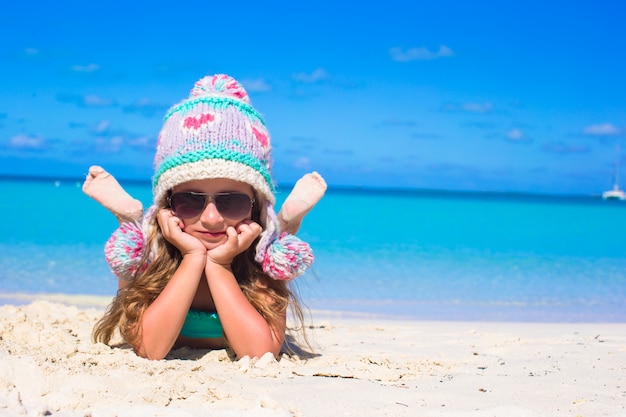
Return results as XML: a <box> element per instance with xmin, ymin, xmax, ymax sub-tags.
<box><xmin>200</xmin><ymin>201</ymin><xmax>224</xmax><ymax>224</ymax></box>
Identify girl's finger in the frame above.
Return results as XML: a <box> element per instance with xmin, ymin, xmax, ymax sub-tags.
<box><xmin>236</xmin><ymin>220</ymin><xmax>261</xmax><ymax>235</ymax></box>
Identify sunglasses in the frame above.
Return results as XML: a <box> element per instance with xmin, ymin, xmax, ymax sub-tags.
<box><xmin>168</xmin><ymin>191</ymin><xmax>255</xmax><ymax>220</ymax></box>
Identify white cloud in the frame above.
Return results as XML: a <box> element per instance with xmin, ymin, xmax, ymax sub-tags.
<box><xmin>242</xmin><ymin>78</ymin><xmax>272</xmax><ymax>93</ymax></box>
<box><xmin>94</xmin><ymin>136</ymin><xmax>123</xmax><ymax>153</ymax></box>
<box><xmin>389</xmin><ymin>45</ymin><xmax>454</xmax><ymax>62</ymax></box>
<box><xmin>582</xmin><ymin>123</ymin><xmax>620</xmax><ymax>136</ymax></box>
<box><xmin>293</xmin><ymin>156</ymin><xmax>312</xmax><ymax>168</ymax></box>
<box><xmin>442</xmin><ymin>101</ymin><xmax>492</xmax><ymax>113</ymax></box>
<box><xmin>71</xmin><ymin>63</ymin><xmax>100</xmax><ymax>73</ymax></box>
<box><xmin>9</xmin><ymin>134</ymin><xmax>45</xmax><ymax>149</ymax></box>
<box><xmin>293</xmin><ymin>68</ymin><xmax>330</xmax><ymax>83</ymax></box>
<box><xmin>506</xmin><ymin>128</ymin><xmax>524</xmax><ymax>141</ymax></box>
<box><xmin>57</xmin><ymin>92</ymin><xmax>116</xmax><ymax>108</ymax></box>
<box><xmin>92</xmin><ymin>120</ymin><xmax>111</xmax><ymax>134</ymax></box>
<box><xmin>82</xmin><ymin>94</ymin><xmax>115</xmax><ymax>107</ymax></box>
<box><xmin>128</xmin><ymin>135</ymin><xmax>154</xmax><ymax>149</ymax></box>
<box><xmin>462</xmin><ymin>102</ymin><xmax>492</xmax><ymax>113</ymax></box>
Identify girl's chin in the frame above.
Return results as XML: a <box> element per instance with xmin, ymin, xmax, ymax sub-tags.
<box><xmin>201</xmin><ymin>239</ymin><xmax>227</xmax><ymax>251</ymax></box>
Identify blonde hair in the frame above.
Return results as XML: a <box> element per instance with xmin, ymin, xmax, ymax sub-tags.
<box><xmin>92</xmin><ymin>198</ymin><xmax>308</xmax><ymax>353</ymax></box>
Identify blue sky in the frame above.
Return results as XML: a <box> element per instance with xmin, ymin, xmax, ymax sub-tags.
<box><xmin>1</xmin><ymin>1</ymin><xmax>625</xmax><ymax>195</ymax></box>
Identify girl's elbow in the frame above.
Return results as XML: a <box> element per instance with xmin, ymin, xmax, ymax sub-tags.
<box><xmin>235</xmin><ymin>342</ymin><xmax>282</xmax><ymax>360</ymax></box>
<box><xmin>134</xmin><ymin>342</ymin><xmax>169</xmax><ymax>360</ymax></box>
<box><xmin>144</xmin><ymin>350</ymin><xmax>168</xmax><ymax>360</ymax></box>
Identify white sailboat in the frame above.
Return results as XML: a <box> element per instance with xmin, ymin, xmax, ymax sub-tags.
<box><xmin>602</xmin><ymin>144</ymin><xmax>626</xmax><ymax>200</ymax></box>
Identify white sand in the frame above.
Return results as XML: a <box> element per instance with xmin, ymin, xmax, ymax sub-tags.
<box><xmin>0</xmin><ymin>298</ymin><xmax>625</xmax><ymax>417</ymax></box>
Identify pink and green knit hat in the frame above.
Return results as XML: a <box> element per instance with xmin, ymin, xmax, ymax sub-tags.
<box><xmin>152</xmin><ymin>74</ymin><xmax>274</xmax><ymax>208</ymax></box>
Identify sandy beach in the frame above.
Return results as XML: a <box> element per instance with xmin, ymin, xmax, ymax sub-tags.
<box><xmin>0</xmin><ymin>297</ymin><xmax>624</xmax><ymax>417</ymax></box>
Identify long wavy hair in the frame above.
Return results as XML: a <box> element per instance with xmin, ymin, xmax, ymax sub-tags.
<box><xmin>92</xmin><ymin>195</ymin><xmax>308</xmax><ymax>353</ymax></box>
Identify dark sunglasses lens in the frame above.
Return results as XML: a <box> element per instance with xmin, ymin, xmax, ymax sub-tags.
<box><xmin>215</xmin><ymin>193</ymin><xmax>252</xmax><ymax>219</ymax></box>
<box><xmin>170</xmin><ymin>193</ymin><xmax>206</xmax><ymax>218</ymax></box>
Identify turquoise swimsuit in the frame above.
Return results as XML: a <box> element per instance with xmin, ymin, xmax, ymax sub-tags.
<box><xmin>180</xmin><ymin>309</ymin><xmax>224</xmax><ymax>339</ymax></box>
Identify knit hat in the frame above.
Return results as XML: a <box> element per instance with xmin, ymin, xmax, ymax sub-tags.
<box><xmin>152</xmin><ymin>74</ymin><xmax>274</xmax><ymax>210</ymax></box>
<box><xmin>104</xmin><ymin>74</ymin><xmax>313</xmax><ymax>281</ymax></box>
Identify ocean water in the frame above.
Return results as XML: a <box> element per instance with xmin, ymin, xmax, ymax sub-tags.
<box><xmin>1</xmin><ymin>177</ymin><xmax>625</xmax><ymax>322</ymax></box>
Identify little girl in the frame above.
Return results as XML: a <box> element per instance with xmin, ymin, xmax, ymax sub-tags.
<box><xmin>90</xmin><ymin>74</ymin><xmax>324</xmax><ymax>360</ymax></box>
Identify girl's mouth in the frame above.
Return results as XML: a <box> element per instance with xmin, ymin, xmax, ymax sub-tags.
<box><xmin>199</xmin><ymin>231</ymin><xmax>226</xmax><ymax>239</ymax></box>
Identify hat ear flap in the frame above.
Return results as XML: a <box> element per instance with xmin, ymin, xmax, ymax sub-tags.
<box><xmin>104</xmin><ymin>221</ymin><xmax>147</xmax><ymax>281</ymax></box>
<box><xmin>261</xmin><ymin>232</ymin><xmax>314</xmax><ymax>281</ymax></box>
<box><xmin>103</xmin><ymin>205</ymin><xmax>158</xmax><ymax>281</ymax></box>
<box><xmin>255</xmin><ymin>201</ymin><xmax>314</xmax><ymax>281</ymax></box>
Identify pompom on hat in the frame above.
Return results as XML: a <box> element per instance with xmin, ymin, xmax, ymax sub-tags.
<box><xmin>104</xmin><ymin>74</ymin><xmax>313</xmax><ymax>281</ymax></box>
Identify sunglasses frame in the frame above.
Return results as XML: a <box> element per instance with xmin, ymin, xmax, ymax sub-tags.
<box><xmin>167</xmin><ymin>191</ymin><xmax>255</xmax><ymax>220</ymax></box>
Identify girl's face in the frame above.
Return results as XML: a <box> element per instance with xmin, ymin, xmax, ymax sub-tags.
<box><xmin>170</xmin><ymin>178</ymin><xmax>255</xmax><ymax>250</ymax></box>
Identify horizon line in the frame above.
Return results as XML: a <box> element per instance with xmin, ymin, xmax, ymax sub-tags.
<box><xmin>0</xmin><ymin>173</ymin><xmax>608</xmax><ymax>201</ymax></box>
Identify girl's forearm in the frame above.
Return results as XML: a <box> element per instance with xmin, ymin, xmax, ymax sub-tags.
<box><xmin>138</xmin><ymin>254</ymin><xmax>206</xmax><ymax>359</ymax></box>
<box><xmin>205</xmin><ymin>263</ymin><xmax>285</xmax><ymax>359</ymax></box>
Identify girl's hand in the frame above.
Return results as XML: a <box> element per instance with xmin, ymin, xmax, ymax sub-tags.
<box><xmin>156</xmin><ymin>208</ymin><xmax>207</xmax><ymax>257</ymax></box>
<box><xmin>206</xmin><ymin>220</ymin><xmax>262</xmax><ymax>266</ymax></box>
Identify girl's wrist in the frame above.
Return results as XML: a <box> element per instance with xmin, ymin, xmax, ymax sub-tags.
<box><xmin>181</xmin><ymin>251</ymin><xmax>208</xmax><ymax>266</ymax></box>
<box><xmin>205</xmin><ymin>257</ymin><xmax>233</xmax><ymax>273</ymax></box>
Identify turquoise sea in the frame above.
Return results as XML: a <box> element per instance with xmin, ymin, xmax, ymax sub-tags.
<box><xmin>1</xmin><ymin>177</ymin><xmax>625</xmax><ymax>322</ymax></box>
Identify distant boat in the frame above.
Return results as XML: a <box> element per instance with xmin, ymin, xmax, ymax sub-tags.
<box><xmin>602</xmin><ymin>144</ymin><xmax>626</xmax><ymax>200</ymax></box>
<box><xmin>602</xmin><ymin>184</ymin><xmax>626</xmax><ymax>200</ymax></box>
